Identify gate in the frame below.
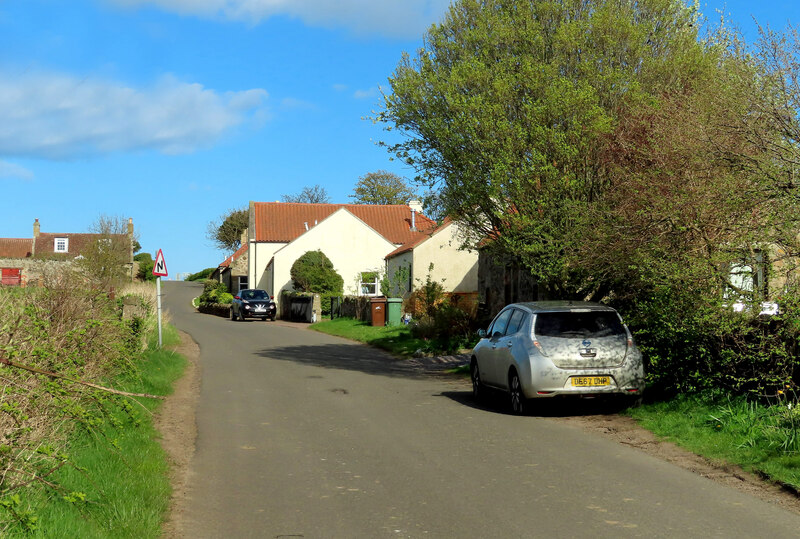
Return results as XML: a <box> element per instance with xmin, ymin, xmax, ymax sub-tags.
<box><xmin>1</xmin><ymin>268</ymin><xmax>22</xmax><ymax>286</ymax></box>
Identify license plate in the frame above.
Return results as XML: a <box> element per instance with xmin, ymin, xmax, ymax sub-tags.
<box><xmin>571</xmin><ymin>376</ymin><xmax>610</xmax><ymax>387</ymax></box>
<box><xmin>255</xmin><ymin>306</ymin><xmax>265</xmax><ymax>312</ymax></box>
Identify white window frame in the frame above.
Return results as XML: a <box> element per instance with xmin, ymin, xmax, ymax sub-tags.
<box><xmin>359</xmin><ymin>272</ymin><xmax>380</xmax><ymax>297</ymax></box>
<box><xmin>238</xmin><ymin>276</ymin><xmax>249</xmax><ymax>294</ymax></box>
<box><xmin>54</xmin><ymin>237</ymin><xmax>69</xmax><ymax>253</ymax></box>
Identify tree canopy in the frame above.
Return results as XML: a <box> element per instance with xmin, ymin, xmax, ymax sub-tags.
<box><xmin>207</xmin><ymin>207</ymin><xmax>248</xmax><ymax>253</ymax></box>
<box><xmin>290</xmin><ymin>250</ymin><xmax>343</xmax><ymax>294</ymax></box>
<box><xmin>350</xmin><ymin>170</ymin><xmax>416</xmax><ymax>205</ymax></box>
<box><xmin>378</xmin><ymin>0</ymin><xmax>800</xmax><ymax>301</ymax></box>
<box><xmin>282</xmin><ymin>184</ymin><xmax>331</xmax><ymax>203</ymax></box>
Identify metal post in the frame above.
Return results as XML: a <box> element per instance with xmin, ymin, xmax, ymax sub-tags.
<box><xmin>157</xmin><ymin>276</ymin><xmax>163</xmax><ymax>348</ymax></box>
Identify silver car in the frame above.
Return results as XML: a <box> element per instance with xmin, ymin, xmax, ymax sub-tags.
<box><xmin>470</xmin><ymin>301</ymin><xmax>645</xmax><ymax>414</ymax></box>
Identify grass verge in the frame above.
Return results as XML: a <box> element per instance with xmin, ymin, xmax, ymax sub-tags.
<box><xmin>628</xmin><ymin>393</ymin><xmax>800</xmax><ymax>491</ymax></box>
<box><xmin>310</xmin><ymin>317</ymin><xmax>428</xmax><ymax>357</ymax></box>
<box><xmin>6</xmin><ymin>325</ymin><xmax>185</xmax><ymax>538</ymax></box>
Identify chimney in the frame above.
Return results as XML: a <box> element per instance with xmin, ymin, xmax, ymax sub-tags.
<box><xmin>127</xmin><ymin>217</ymin><xmax>134</xmax><ymax>236</ymax></box>
<box><xmin>240</xmin><ymin>227</ymin><xmax>249</xmax><ymax>246</ymax></box>
<box><xmin>408</xmin><ymin>200</ymin><xmax>422</xmax><ymax>232</ymax></box>
<box><xmin>32</xmin><ymin>218</ymin><xmax>40</xmax><ymax>256</ymax></box>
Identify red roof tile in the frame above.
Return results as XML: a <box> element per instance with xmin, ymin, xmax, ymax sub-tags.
<box><xmin>219</xmin><ymin>243</ymin><xmax>248</xmax><ymax>268</ymax></box>
<box><xmin>252</xmin><ymin>202</ymin><xmax>436</xmax><ymax>245</ymax></box>
<box><xmin>385</xmin><ymin>218</ymin><xmax>453</xmax><ymax>259</ymax></box>
<box><xmin>0</xmin><ymin>238</ymin><xmax>33</xmax><ymax>258</ymax></box>
<box><xmin>35</xmin><ymin>233</ymin><xmax>127</xmax><ymax>258</ymax></box>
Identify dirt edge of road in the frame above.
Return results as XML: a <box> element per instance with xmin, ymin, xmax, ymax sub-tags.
<box><xmin>156</xmin><ymin>330</ymin><xmax>201</xmax><ymax>539</ymax></box>
<box><xmin>155</xmin><ymin>330</ymin><xmax>800</xmax><ymax>536</ymax></box>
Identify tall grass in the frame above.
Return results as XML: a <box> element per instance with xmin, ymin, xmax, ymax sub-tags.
<box><xmin>629</xmin><ymin>394</ymin><xmax>800</xmax><ymax>489</ymax></box>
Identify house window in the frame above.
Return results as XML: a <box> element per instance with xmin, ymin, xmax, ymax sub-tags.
<box><xmin>54</xmin><ymin>237</ymin><xmax>69</xmax><ymax>253</ymax></box>
<box><xmin>360</xmin><ymin>272</ymin><xmax>379</xmax><ymax>296</ymax></box>
<box><xmin>238</xmin><ymin>276</ymin><xmax>249</xmax><ymax>293</ymax></box>
<box><xmin>727</xmin><ymin>250</ymin><xmax>768</xmax><ymax>300</ymax></box>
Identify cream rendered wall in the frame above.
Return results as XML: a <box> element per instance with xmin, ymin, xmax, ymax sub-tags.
<box><xmin>386</xmin><ymin>251</ymin><xmax>414</xmax><ymax>296</ymax></box>
<box><xmin>413</xmin><ymin>222</ymin><xmax>478</xmax><ymax>293</ymax></box>
<box><xmin>271</xmin><ymin>209</ymin><xmax>397</xmax><ymax>297</ymax></box>
<box><xmin>249</xmin><ymin>242</ymin><xmax>285</xmax><ymax>293</ymax></box>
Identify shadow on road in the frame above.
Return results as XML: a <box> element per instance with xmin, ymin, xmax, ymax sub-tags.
<box><xmin>254</xmin><ymin>343</ymin><xmax>433</xmax><ymax>379</ymax></box>
<box><xmin>437</xmin><ymin>389</ymin><xmax>636</xmax><ymax>418</ymax></box>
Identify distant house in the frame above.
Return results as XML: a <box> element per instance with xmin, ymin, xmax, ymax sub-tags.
<box><xmin>385</xmin><ymin>218</ymin><xmax>478</xmax><ymax>299</ymax></box>
<box><xmin>211</xmin><ymin>243</ymin><xmax>249</xmax><ymax>294</ymax></box>
<box><xmin>0</xmin><ymin>218</ymin><xmax>135</xmax><ymax>286</ymax></box>
<box><xmin>244</xmin><ymin>201</ymin><xmax>436</xmax><ymax>304</ymax></box>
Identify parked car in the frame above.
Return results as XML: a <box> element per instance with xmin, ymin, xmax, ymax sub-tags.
<box><xmin>470</xmin><ymin>301</ymin><xmax>645</xmax><ymax>414</ymax></box>
<box><xmin>231</xmin><ymin>289</ymin><xmax>277</xmax><ymax>321</ymax></box>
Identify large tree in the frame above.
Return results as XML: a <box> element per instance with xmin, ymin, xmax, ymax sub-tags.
<box><xmin>78</xmin><ymin>214</ymin><xmax>136</xmax><ymax>289</ymax></box>
<box><xmin>207</xmin><ymin>207</ymin><xmax>249</xmax><ymax>253</ymax></box>
<box><xmin>350</xmin><ymin>170</ymin><xmax>416</xmax><ymax>205</ymax></box>
<box><xmin>282</xmin><ymin>184</ymin><xmax>330</xmax><ymax>203</ymax></box>
<box><xmin>378</xmin><ymin>0</ymin><xmax>791</xmax><ymax>297</ymax></box>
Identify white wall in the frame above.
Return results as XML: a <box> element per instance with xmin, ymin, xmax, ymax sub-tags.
<box><xmin>249</xmin><ymin>242</ymin><xmax>284</xmax><ymax>293</ymax></box>
<box><xmin>271</xmin><ymin>209</ymin><xmax>397</xmax><ymax>298</ymax></box>
<box><xmin>414</xmin><ymin>222</ymin><xmax>478</xmax><ymax>293</ymax></box>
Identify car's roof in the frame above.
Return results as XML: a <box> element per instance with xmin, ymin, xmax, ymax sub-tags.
<box><xmin>505</xmin><ymin>301</ymin><xmax>617</xmax><ymax>313</ymax></box>
<box><xmin>241</xmin><ymin>289</ymin><xmax>267</xmax><ymax>293</ymax></box>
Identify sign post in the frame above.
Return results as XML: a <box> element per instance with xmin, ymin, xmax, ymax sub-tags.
<box><xmin>152</xmin><ymin>249</ymin><xmax>169</xmax><ymax>348</ymax></box>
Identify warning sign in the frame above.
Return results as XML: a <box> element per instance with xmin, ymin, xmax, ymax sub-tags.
<box><xmin>152</xmin><ymin>249</ymin><xmax>168</xmax><ymax>277</ymax></box>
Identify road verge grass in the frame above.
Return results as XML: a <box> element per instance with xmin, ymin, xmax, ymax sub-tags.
<box><xmin>628</xmin><ymin>394</ymin><xmax>800</xmax><ymax>491</ymax></box>
<box><xmin>310</xmin><ymin>318</ymin><xmax>428</xmax><ymax>357</ymax></box>
<box><xmin>6</xmin><ymin>325</ymin><xmax>185</xmax><ymax>538</ymax></box>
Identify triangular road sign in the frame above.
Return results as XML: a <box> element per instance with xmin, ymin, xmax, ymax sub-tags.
<box><xmin>152</xmin><ymin>249</ymin><xmax>168</xmax><ymax>277</ymax></box>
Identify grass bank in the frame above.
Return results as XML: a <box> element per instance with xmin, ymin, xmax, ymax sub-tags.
<box><xmin>629</xmin><ymin>394</ymin><xmax>800</xmax><ymax>490</ymax></box>
<box><xmin>5</xmin><ymin>325</ymin><xmax>186</xmax><ymax>538</ymax></box>
<box><xmin>310</xmin><ymin>317</ymin><xmax>429</xmax><ymax>357</ymax></box>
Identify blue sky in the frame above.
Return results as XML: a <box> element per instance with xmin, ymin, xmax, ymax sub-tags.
<box><xmin>0</xmin><ymin>0</ymin><xmax>798</xmax><ymax>277</ymax></box>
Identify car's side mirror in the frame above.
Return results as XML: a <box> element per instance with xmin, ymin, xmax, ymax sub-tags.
<box><xmin>477</xmin><ymin>329</ymin><xmax>487</xmax><ymax>338</ymax></box>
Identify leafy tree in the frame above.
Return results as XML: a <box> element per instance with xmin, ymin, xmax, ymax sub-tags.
<box><xmin>134</xmin><ymin>252</ymin><xmax>156</xmax><ymax>282</ymax></box>
<box><xmin>378</xmin><ymin>0</ymin><xmax>800</xmax><ymax>394</ymax></box>
<box><xmin>282</xmin><ymin>184</ymin><xmax>331</xmax><ymax>203</ymax></box>
<box><xmin>78</xmin><ymin>215</ymin><xmax>136</xmax><ymax>290</ymax></box>
<box><xmin>350</xmin><ymin>170</ymin><xmax>416</xmax><ymax>205</ymax></box>
<box><xmin>207</xmin><ymin>207</ymin><xmax>248</xmax><ymax>253</ymax></box>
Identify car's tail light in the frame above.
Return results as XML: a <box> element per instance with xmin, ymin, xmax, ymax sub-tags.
<box><xmin>532</xmin><ymin>340</ymin><xmax>547</xmax><ymax>356</ymax></box>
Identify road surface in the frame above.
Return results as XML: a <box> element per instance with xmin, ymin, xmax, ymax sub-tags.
<box><xmin>164</xmin><ymin>281</ymin><xmax>800</xmax><ymax>538</ymax></box>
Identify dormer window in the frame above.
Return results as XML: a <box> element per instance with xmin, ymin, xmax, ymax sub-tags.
<box><xmin>54</xmin><ymin>237</ymin><xmax>69</xmax><ymax>253</ymax></box>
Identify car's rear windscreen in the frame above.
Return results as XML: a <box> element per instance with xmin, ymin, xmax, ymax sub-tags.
<box><xmin>534</xmin><ymin>312</ymin><xmax>624</xmax><ymax>339</ymax></box>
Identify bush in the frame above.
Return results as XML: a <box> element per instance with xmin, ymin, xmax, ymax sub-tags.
<box><xmin>134</xmin><ymin>253</ymin><xmax>156</xmax><ymax>282</ymax></box>
<box><xmin>198</xmin><ymin>280</ymin><xmax>231</xmax><ymax>305</ymax></box>
<box><xmin>186</xmin><ymin>268</ymin><xmax>216</xmax><ymax>281</ymax></box>
<box><xmin>290</xmin><ymin>250</ymin><xmax>343</xmax><ymax>315</ymax></box>
<box><xmin>619</xmin><ymin>287</ymin><xmax>800</xmax><ymax>398</ymax></box>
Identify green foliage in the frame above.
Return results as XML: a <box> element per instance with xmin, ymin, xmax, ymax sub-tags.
<box><xmin>350</xmin><ymin>170</ymin><xmax>416</xmax><ymax>205</ymax></box>
<box><xmin>185</xmin><ymin>268</ymin><xmax>215</xmax><ymax>281</ymax></box>
<box><xmin>290</xmin><ymin>251</ymin><xmax>344</xmax><ymax>295</ymax></box>
<box><xmin>134</xmin><ymin>253</ymin><xmax>156</xmax><ymax>282</ymax></box>
<box><xmin>197</xmin><ymin>280</ymin><xmax>231</xmax><ymax>305</ymax></box>
<box><xmin>76</xmin><ymin>214</ymin><xmax>135</xmax><ymax>290</ymax></box>
<box><xmin>630</xmin><ymin>394</ymin><xmax>800</xmax><ymax>490</ymax></box>
<box><xmin>207</xmin><ymin>207</ymin><xmax>248</xmax><ymax>252</ymax></box>
<box><xmin>381</xmin><ymin>265</ymin><xmax>411</xmax><ymax>297</ymax></box>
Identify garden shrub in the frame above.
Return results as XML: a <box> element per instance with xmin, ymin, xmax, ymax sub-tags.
<box><xmin>198</xmin><ymin>280</ymin><xmax>231</xmax><ymax>305</ymax></box>
<box><xmin>290</xmin><ymin>250</ymin><xmax>343</xmax><ymax>315</ymax></box>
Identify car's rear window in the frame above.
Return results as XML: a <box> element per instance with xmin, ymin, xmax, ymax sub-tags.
<box><xmin>242</xmin><ymin>290</ymin><xmax>268</xmax><ymax>300</ymax></box>
<box><xmin>534</xmin><ymin>311</ymin><xmax>624</xmax><ymax>339</ymax></box>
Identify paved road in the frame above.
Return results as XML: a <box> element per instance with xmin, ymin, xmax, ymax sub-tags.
<box><xmin>164</xmin><ymin>281</ymin><xmax>800</xmax><ymax>538</ymax></box>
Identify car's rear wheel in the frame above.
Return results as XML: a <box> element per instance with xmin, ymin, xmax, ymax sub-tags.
<box><xmin>509</xmin><ymin>370</ymin><xmax>526</xmax><ymax>415</ymax></box>
<box><xmin>471</xmin><ymin>360</ymin><xmax>484</xmax><ymax>402</ymax></box>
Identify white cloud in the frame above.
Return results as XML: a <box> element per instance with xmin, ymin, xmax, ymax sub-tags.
<box><xmin>280</xmin><ymin>97</ymin><xmax>317</xmax><ymax>110</ymax></box>
<box><xmin>353</xmin><ymin>87</ymin><xmax>377</xmax><ymax>99</ymax></box>
<box><xmin>107</xmin><ymin>0</ymin><xmax>451</xmax><ymax>38</ymax></box>
<box><xmin>0</xmin><ymin>160</ymin><xmax>34</xmax><ymax>180</ymax></box>
<box><xmin>0</xmin><ymin>71</ymin><xmax>268</xmax><ymax>159</ymax></box>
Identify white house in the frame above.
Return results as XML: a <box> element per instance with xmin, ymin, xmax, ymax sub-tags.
<box><xmin>246</xmin><ymin>201</ymin><xmax>436</xmax><ymax>302</ymax></box>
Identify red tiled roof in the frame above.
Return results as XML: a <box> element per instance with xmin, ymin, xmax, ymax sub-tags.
<box><xmin>35</xmin><ymin>233</ymin><xmax>127</xmax><ymax>258</ymax></box>
<box><xmin>252</xmin><ymin>202</ymin><xmax>436</xmax><ymax>245</ymax></box>
<box><xmin>219</xmin><ymin>243</ymin><xmax>248</xmax><ymax>268</ymax></box>
<box><xmin>385</xmin><ymin>217</ymin><xmax>453</xmax><ymax>259</ymax></box>
<box><xmin>0</xmin><ymin>238</ymin><xmax>33</xmax><ymax>258</ymax></box>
